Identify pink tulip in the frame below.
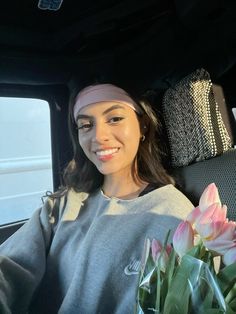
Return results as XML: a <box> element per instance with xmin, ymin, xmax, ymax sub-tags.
<box><xmin>195</xmin><ymin>203</ymin><xmax>227</xmax><ymax>240</ymax></box>
<box><xmin>175</xmin><ymin>183</ymin><xmax>236</xmax><ymax>259</ymax></box>
<box><xmin>151</xmin><ymin>238</ymin><xmax>162</xmax><ymax>261</ymax></box>
<box><xmin>199</xmin><ymin>183</ymin><xmax>221</xmax><ymax>212</ymax></box>
<box><xmin>151</xmin><ymin>239</ymin><xmax>169</xmax><ymax>271</ymax></box>
<box><xmin>203</xmin><ymin>220</ymin><xmax>236</xmax><ymax>255</ymax></box>
<box><xmin>173</xmin><ymin>221</ymin><xmax>194</xmax><ymax>257</ymax></box>
<box><xmin>223</xmin><ymin>245</ymin><xmax>236</xmax><ymax>266</ymax></box>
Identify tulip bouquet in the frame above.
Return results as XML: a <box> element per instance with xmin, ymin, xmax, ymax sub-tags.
<box><xmin>135</xmin><ymin>183</ymin><xmax>236</xmax><ymax>314</ymax></box>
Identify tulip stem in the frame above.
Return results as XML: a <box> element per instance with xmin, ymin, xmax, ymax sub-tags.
<box><xmin>155</xmin><ymin>230</ymin><xmax>171</xmax><ymax>312</ymax></box>
<box><xmin>155</xmin><ymin>265</ymin><xmax>161</xmax><ymax>313</ymax></box>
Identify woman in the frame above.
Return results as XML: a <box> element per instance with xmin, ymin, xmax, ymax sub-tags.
<box><xmin>0</xmin><ymin>83</ymin><xmax>193</xmax><ymax>313</ymax></box>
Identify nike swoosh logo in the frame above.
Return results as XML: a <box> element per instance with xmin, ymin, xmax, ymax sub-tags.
<box><xmin>124</xmin><ymin>259</ymin><xmax>141</xmax><ymax>275</ymax></box>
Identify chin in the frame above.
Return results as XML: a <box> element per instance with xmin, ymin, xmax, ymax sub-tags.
<box><xmin>97</xmin><ymin>168</ymin><xmax>116</xmax><ymax>176</ymax></box>
<box><xmin>96</xmin><ymin>165</ymin><xmax>121</xmax><ymax>176</ymax></box>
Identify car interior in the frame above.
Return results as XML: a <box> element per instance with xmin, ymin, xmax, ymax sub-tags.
<box><xmin>0</xmin><ymin>0</ymin><xmax>236</xmax><ymax>244</ymax></box>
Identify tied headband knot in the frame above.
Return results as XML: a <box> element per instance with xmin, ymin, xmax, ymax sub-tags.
<box><xmin>73</xmin><ymin>84</ymin><xmax>142</xmax><ymax>121</ymax></box>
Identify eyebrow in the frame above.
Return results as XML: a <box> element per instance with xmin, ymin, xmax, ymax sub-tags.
<box><xmin>102</xmin><ymin>104</ymin><xmax>125</xmax><ymax>115</ymax></box>
<box><xmin>76</xmin><ymin>104</ymin><xmax>125</xmax><ymax>121</ymax></box>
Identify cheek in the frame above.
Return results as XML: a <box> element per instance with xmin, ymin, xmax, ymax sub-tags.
<box><xmin>78</xmin><ymin>136</ymin><xmax>84</xmax><ymax>148</ymax></box>
<box><xmin>78</xmin><ymin>135</ymin><xmax>89</xmax><ymax>155</ymax></box>
<box><xmin>123</xmin><ymin>119</ymin><xmax>140</xmax><ymax>139</ymax></box>
<box><xmin>121</xmin><ymin>122</ymin><xmax>141</xmax><ymax>149</ymax></box>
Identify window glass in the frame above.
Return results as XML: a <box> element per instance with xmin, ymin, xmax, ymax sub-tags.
<box><xmin>233</xmin><ymin>108</ymin><xmax>236</xmax><ymax>148</ymax></box>
<box><xmin>232</xmin><ymin>108</ymin><xmax>236</xmax><ymax>122</ymax></box>
<box><xmin>0</xmin><ymin>97</ymin><xmax>53</xmax><ymax>225</ymax></box>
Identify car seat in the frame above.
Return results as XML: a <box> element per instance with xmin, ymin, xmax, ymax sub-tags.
<box><xmin>161</xmin><ymin>69</ymin><xmax>236</xmax><ymax>220</ymax></box>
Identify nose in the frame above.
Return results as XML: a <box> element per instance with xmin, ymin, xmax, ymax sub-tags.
<box><xmin>92</xmin><ymin>122</ymin><xmax>110</xmax><ymax>143</ymax></box>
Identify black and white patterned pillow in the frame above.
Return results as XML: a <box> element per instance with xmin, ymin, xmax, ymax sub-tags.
<box><xmin>162</xmin><ymin>68</ymin><xmax>232</xmax><ymax>167</ymax></box>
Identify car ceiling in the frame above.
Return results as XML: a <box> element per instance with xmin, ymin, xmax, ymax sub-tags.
<box><xmin>0</xmin><ymin>0</ymin><xmax>236</xmax><ymax>94</ymax></box>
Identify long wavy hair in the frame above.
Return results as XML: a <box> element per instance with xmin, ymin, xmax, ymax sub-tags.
<box><xmin>58</xmin><ymin>82</ymin><xmax>174</xmax><ymax>195</ymax></box>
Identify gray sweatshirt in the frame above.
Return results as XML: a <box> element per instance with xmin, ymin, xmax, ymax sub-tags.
<box><xmin>0</xmin><ymin>184</ymin><xmax>193</xmax><ymax>314</ymax></box>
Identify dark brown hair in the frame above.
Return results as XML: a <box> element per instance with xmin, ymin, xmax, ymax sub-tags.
<box><xmin>58</xmin><ymin>83</ymin><xmax>174</xmax><ymax>195</ymax></box>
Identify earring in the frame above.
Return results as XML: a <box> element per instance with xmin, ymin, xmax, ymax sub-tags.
<box><xmin>141</xmin><ymin>135</ymin><xmax>145</xmax><ymax>142</ymax></box>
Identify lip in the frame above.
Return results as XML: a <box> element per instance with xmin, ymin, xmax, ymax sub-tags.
<box><xmin>93</xmin><ymin>147</ymin><xmax>119</xmax><ymax>152</ymax></box>
<box><xmin>94</xmin><ymin>147</ymin><xmax>120</xmax><ymax>161</ymax></box>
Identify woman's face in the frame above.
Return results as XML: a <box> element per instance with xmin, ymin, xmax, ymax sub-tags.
<box><xmin>76</xmin><ymin>101</ymin><xmax>142</xmax><ymax>178</ymax></box>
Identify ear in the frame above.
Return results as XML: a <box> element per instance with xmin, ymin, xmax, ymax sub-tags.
<box><xmin>140</xmin><ymin>115</ymin><xmax>149</xmax><ymax>134</ymax></box>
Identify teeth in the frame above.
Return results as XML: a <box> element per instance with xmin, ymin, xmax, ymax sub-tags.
<box><xmin>96</xmin><ymin>148</ymin><xmax>118</xmax><ymax>156</ymax></box>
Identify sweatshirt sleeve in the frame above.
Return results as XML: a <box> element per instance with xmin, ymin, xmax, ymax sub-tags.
<box><xmin>0</xmin><ymin>196</ymin><xmax>57</xmax><ymax>314</ymax></box>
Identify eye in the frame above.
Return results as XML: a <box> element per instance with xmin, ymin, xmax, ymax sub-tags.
<box><xmin>108</xmin><ymin>116</ymin><xmax>124</xmax><ymax>124</ymax></box>
<box><xmin>77</xmin><ymin>121</ymin><xmax>93</xmax><ymax>131</ymax></box>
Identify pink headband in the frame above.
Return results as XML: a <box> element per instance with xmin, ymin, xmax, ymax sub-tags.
<box><xmin>73</xmin><ymin>84</ymin><xmax>142</xmax><ymax>121</ymax></box>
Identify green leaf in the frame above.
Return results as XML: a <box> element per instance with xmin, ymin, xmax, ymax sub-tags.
<box><xmin>163</xmin><ymin>255</ymin><xmax>226</xmax><ymax>314</ymax></box>
<box><xmin>165</xmin><ymin>249</ymin><xmax>177</xmax><ymax>287</ymax></box>
<box><xmin>201</xmin><ymin>310</ymin><xmax>226</xmax><ymax>314</ymax></box>
<box><xmin>225</xmin><ymin>302</ymin><xmax>236</xmax><ymax>314</ymax></box>
<box><xmin>228</xmin><ymin>298</ymin><xmax>236</xmax><ymax>311</ymax></box>
<box><xmin>163</xmin><ymin>255</ymin><xmax>194</xmax><ymax>314</ymax></box>
<box><xmin>158</xmin><ymin>249</ymin><xmax>177</xmax><ymax>311</ymax></box>
<box><xmin>217</xmin><ymin>262</ymin><xmax>236</xmax><ymax>295</ymax></box>
<box><xmin>197</xmin><ymin>278</ymin><xmax>215</xmax><ymax>309</ymax></box>
<box><xmin>225</xmin><ymin>282</ymin><xmax>236</xmax><ymax>305</ymax></box>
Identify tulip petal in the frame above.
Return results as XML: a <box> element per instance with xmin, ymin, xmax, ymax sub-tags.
<box><xmin>173</xmin><ymin>221</ymin><xmax>194</xmax><ymax>257</ymax></box>
<box><xmin>202</xmin><ymin>219</ymin><xmax>236</xmax><ymax>254</ymax></box>
<box><xmin>151</xmin><ymin>239</ymin><xmax>162</xmax><ymax>262</ymax></box>
<box><xmin>199</xmin><ymin>183</ymin><xmax>221</xmax><ymax>212</ymax></box>
<box><xmin>159</xmin><ymin>250</ymin><xmax>169</xmax><ymax>272</ymax></box>
<box><xmin>204</xmin><ymin>239</ymin><xmax>235</xmax><ymax>255</ymax></box>
<box><xmin>215</xmin><ymin>221</ymin><xmax>236</xmax><ymax>241</ymax></box>
<box><xmin>166</xmin><ymin>244</ymin><xmax>172</xmax><ymax>256</ymax></box>
<box><xmin>223</xmin><ymin>246</ymin><xmax>236</xmax><ymax>266</ymax></box>
<box><xmin>151</xmin><ymin>238</ymin><xmax>169</xmax><ymax>271</ymax></box>
<box><xmin>186</xmin><ymin>206</ymin><xmax>201</xmax><ymax>224</ymax></box>
<box><xmin>195</xmin><ymin>203</ymin><xmax>228</xmax><ymax>240</ymax></box>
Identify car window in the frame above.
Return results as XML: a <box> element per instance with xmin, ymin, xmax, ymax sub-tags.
<box><xmin>0</xmin><ymin>97</ymin><xmax>53</xmax><ymax>225</ymax></box>
<box><xmin>233</xmin><ymin>108</ymin><xmax>236</xmax><ymax>121</ymax></box>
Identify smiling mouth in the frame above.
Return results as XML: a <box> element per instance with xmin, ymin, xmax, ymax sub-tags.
<box><xmin>95</xmin><ymin>148</ymin><xmax>119</xmax><ymax>157</ymax></box>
